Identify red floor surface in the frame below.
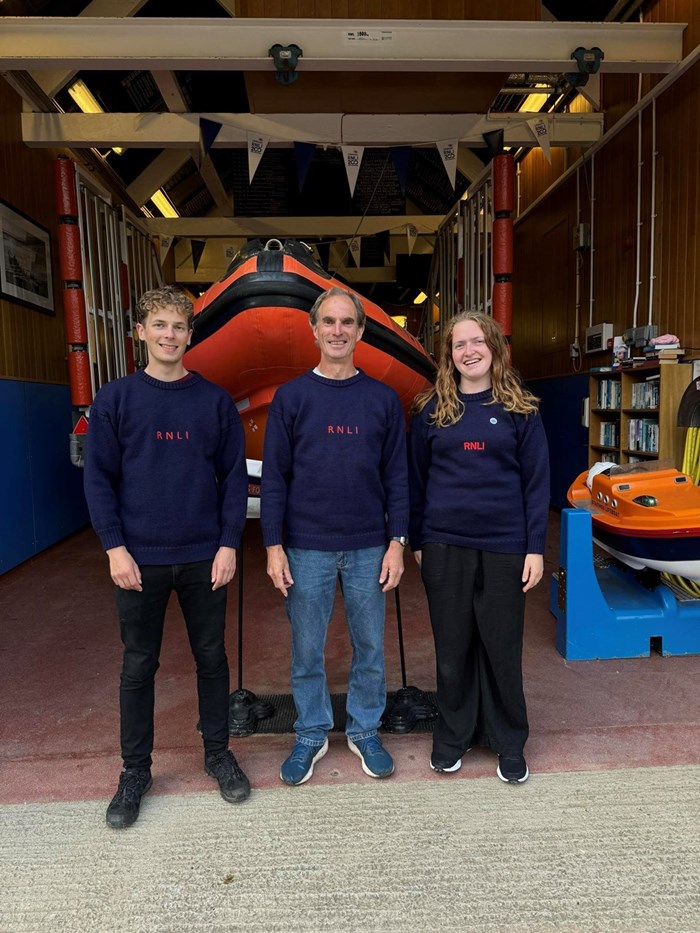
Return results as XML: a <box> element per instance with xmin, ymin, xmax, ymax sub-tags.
<box><xmin>1</xmin><ymin>516</ymin><xmax>699</xmax><ymax>805</ymax></box>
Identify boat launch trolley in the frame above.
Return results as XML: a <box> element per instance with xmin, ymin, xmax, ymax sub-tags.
<box><xmin>550</xmin><ymin>508</ymin><xmax>700</xmax><ymax>660</ymax></box>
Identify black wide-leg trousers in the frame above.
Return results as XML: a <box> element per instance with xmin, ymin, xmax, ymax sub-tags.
<box><xmin>421</xmin><ymin>543</ymin><xmax>529</xmax><ymax>760</ymax></box>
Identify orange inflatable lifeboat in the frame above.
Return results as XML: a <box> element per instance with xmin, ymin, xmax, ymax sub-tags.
<box><xmin>185</xmin><ymin>238</ymin><xmax>436</xmax><ymax>461</ymax></box>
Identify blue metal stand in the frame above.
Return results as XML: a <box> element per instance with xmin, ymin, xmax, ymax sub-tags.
<box><xmin>550</xmin><ymin>509</ymin><xmax>700</xmax><ymax>660</ymax></box>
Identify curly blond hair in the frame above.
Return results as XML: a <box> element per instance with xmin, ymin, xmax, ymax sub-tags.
<box><xmin>413</xmin><ymin>311</ymin><xmax>538</xmax><ymax>427</ymax></box>
<box><xmin>137</xmin><ymin>286</ymin><xmax>194</xmax><ymax>328</ymax></box>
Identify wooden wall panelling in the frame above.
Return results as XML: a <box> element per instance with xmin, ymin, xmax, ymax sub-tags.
<box><xmin>647</xmin><ymin>0</ymin><xmax>699</xmax><ymax>57</ymax></box>
<box><xmin>238</xmin><ymin>0</ymin><xmax>541</xmax><ymax>18</ymax></box>
<box><xmin>0</xmin><ymin>81</ymin><xmax>67</xmax><ymax>384</ymax></box>
<box><xmin>512</xmin><ymin>56</ymin><xmax>700</xmax><ymax>380</ymax></box>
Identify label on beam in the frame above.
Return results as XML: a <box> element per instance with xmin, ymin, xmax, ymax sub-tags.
<box><xmin>344</xmin><ymin>30</ymin><xmax>394</xmax><ymax>43</ymax></box>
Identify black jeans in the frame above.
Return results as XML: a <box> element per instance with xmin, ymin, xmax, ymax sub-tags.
<box><xmin>115</xmin><ymin>560</ymin><xmax>230</xmax><ymax>770</ymax></box>
<box><xmin>421</xmin><ymin>543</ymin><xmax>529</xmax><ymax>760</ymax></box>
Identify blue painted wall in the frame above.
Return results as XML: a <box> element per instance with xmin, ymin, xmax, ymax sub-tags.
<box><xmin>528</xmin><ymin>373</ymin><xmax>589</xmax><ymax>510</ymax></box>
<box><xmin>1</xmin><ymin>379</ymin><xmax>89</xmax><ymax>574</ymax></box>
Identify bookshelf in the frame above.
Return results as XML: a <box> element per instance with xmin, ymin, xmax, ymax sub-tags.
<box><xmin>587</xmin><ymin>363</ymin><xmax>691</xmax><ymax>469</ymax></box>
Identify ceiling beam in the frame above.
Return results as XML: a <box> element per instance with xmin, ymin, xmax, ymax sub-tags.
<box><xmin>29</xmin><ymin>1</ymin><xmax>150</xmax><ymax>99</ymax></box>
<box><xmin>0</xmin><ymin>17</ymin><xmax>684</xmax><ymax>74</ymax></box>
<box><xmin>21</xmin><ymin>111</ymin><xmax>605</xmax><ymax>149</ymax></box>
<box><xmin>147</xmin><ymin>216</ymin><xmax>444</xmax><ymax>238</ymax></box>
<box><xmin>126</xmin><ymin>148</ymin><xmax>191</xmax><ymax>206</ymax></box>
<box><xmin>150</xmin><ymin>70</ymin><xmax>233</xmax><ymax>215</ymax></box>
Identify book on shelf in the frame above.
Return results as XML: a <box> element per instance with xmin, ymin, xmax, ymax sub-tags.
<box><xmin>627</xmin><ymin>418</ymin><xmax>658</xmax><ymax>453</ymax></box>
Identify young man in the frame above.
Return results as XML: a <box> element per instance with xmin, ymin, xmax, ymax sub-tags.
<box><xmin>262</xmin><ymin>287</ymin><xmax>409</xmax><ymax>785</ymax></box>
<box><xmin>84</xmin><ymin>285</ymin><xmax>251</xmax><ymax>828</ymax></box>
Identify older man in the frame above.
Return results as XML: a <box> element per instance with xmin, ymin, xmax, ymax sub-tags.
<box><xmin>261</xmin><ymin>287</ymin><xmax>409</xmax><ymax>785</ymax></box>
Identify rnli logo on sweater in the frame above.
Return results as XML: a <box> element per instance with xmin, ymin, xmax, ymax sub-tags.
<box><xmin>463</xmin><ymin>440</ymin><xmax>485</xmax><ymax>450</ymax></box>
<box><xmin>327</xmin><ymin>425</ymin><xmax>360</xmax><ymax>435</ymax></box>
<box><xmin>155</xmin><ymin>430</ymin><xmax>190</xmax><ymax>441</ymax></box>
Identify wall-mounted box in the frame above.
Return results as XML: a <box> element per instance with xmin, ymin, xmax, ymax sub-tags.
<box><xmin>585</xmin><ymin>323</ymin><xmax>613</xmax><ymax>354</ymax></box>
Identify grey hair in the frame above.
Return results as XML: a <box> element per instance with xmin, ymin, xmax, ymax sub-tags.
<box><xmin>308</xmin><ymin>287</ymin><xmax>366</xmax><ymax>328</ymax></box>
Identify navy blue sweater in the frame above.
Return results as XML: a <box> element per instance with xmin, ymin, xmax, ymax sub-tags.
<box><xmin>261</xmin><ymin>370</ymin><xmax>409</xmax><ymax>550</ymax></box>
<box><xmin>84</xmin><ymin>369</ymin><xmax>248</xmax><ymax>564</ymax></box>
<box><xmin>408</xmin><ymin>389</ymin><xmax>550</xmax><ymax>554</ymax></box>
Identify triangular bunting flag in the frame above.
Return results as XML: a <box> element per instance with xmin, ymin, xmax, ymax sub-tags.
<box><xmin>294</xmin><ymin>142</ymin><xmax>316</xmax><ymax>191</ymax></box>
<box><xmin>436</xmin><ymin>140</ymin><xmax>458</xmax><ymax>190</ymax></box>
<box><xmin>159</xmin><ymin>235</ymin><xmax>174</xmax><ymax>265</ymax></box>
<box><xmin>247</xmin><ymin>132</ymin><xmax>269</xmax><ymax>184</ymax></box>
<box><xmin>223</xmin><ymin>244</ymin><xmax>236</xmax><ymax>262</ymax></box>
<box><xmin>341</xmin><ymin>146</ymin><xmax>364</xmax><ymax>197</ymax></box>
<box><xmin>528</xmin><ymin>117</ymin><xmax>552</xmax><ymax>163</ymax></box>
<box><xmin>390</xmin><ymin>146</ymin><xmax>411</xmax><ymax>196</ymax></box>
<box><xmin>199</xmin><ymin>118</ymin><xmax>223</xmax><ymax>159</ymax></box>
<box><xmin>406</xmin><ymin>224</ymin><xmax>418</xmax><ymax>257</ymax></box>
<box><xmin>191</xmin><ymin>239</ymin><xmax>206</xmax><ymax>274</ymax></box>
<box><xmin>347</xmin><ymin>237</ymin><xmax>362</xmax><ymax>267</ymax></box>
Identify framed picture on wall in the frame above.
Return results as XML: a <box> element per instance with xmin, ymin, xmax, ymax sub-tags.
<box><xmin>0</xmin><ymin>198</ymin><xmax>55</xmax><ymax>315</ymax></box>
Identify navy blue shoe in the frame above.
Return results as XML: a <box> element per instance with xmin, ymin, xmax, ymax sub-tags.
<box><xmin>347</xmin><ymin>735</ymin><xmax>394</xmax><ymax>778</ymax></box>
<box><xmin>497</xmin><ymin>754</ymin><xmax>529</xmax><ymax>784</ymax></box>
<box><xmin>280</xmin><ymin>739</ymin><xmax>329</xmax><ymax>786</ymax></box>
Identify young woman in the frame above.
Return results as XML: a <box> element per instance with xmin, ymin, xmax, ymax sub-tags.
<box><xmin>408</xmin><ymin>311</ymin><xmax>550</xmax><ymax>784</ymax></box>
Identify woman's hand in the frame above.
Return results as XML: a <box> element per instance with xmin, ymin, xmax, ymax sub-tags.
<box><xmin>521</xmin><ymin>553</ymin><xmax>544</xmax><ymax>592</ymax></box>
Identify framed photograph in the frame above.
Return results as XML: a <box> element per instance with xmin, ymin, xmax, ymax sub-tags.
<box><xmin>0</xmin><ymin>198</ymin><xmax>55</xmax><ymax>315</ymax></box>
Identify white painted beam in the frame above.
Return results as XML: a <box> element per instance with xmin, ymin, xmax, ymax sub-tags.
<box><xmin>147</xmin><ymin>216</ymin><xmax>444</xmax><ymax>238</ymax></box>
<box><xmin>31</xmin><ymin>1</ymin><xmax>150</xmax><ymax>98</ymax></box>
<box><xmin>126</xmin><ymin>148</ymin><xmax>191</xmax><ymax>206</ymax></box>
<box><xmin>151</xmin><ymin>70</ymin><xmax>233</xmax><ymax>214</ymax></box>
<box><xmin>22</xmin><ymin>111</ymin><xmax>604</xmax><ymax>149</ymax></box>
<box><xmin>1</xmin><ymin>17</ymin><xmax>684</xmax><ymax>74</ymax></box>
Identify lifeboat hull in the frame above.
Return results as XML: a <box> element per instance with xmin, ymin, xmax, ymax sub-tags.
<box><xmin>185</xmin><ymin>239</ymin><xmax>436</xmax><ymax>461</ymax></box>
<box><xmin>567</xmin><ymin>462</ymin><xmax>700</xmax><ymax>580</ymax></box>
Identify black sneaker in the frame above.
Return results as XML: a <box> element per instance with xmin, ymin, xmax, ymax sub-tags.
<box><xmin>205</xmin><ymin>749</ymin><xmax>251</xmax><ymax>803</ymax></box>
<box><xmin>430</xmin><ymin>753</ymin><xmax>462</xmax><ymax>773</ymax></box>
<box><xmin>106</xmin><ymin>769</ymin><xmax>152</xmax><ymax>829</ymax></box>
<box><xmin>497</xmin><ymin>754</ymin><xmax>529</xmax><ymax>784</ymax></box>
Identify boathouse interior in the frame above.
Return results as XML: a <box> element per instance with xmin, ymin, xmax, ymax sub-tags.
<box><xmin>1</xmin><ymin>6</ymin><xmax>700</xmax><ymax>925</ymax></box>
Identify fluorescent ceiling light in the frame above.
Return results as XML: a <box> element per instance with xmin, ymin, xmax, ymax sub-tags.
<box><xmin>67</xmin><ymin>79</ymin><xmax>123</xmax><ymax>155</ymax></box>
<box><xmin>520</xmin><ymin>83</ymin><xmax>551</xmax><ymax>112</ymax></box>
<box><xmin>414</xmin><ymin>291</ymin><xmax>428</xmax><ymax>305</ymax></box>
<box><xmin>151</xmin><ymin>189</ymin><xmax>179</xmax><ymax>218</ymax></box>
<box><xmin>67</xmin><ymin>79</ymin><xmax>103</xmax><ymax>114</ymax></box>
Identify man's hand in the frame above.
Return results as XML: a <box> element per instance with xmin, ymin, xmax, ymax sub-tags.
<box><xmin>107</xmin><ymin>546</ymin><xmax>142</xmax><ymax>591</ymax></box>
<box><xmin>212</xmin><ymin>546</ymin><xmax>237</xmax><ymax>590</ymax></box>
<box><xmin>267</xmin><ymin>544</ymin><xmax>294</xmax><ymax>597</ymax></box>
<box><xmin>379</xmin><ymin>540</ymin><xmax>405</xmax><ymax>592</ymax></box>
<box><xmin>521</xmin><ymin>553</ymin><xmax>544</xmax><ymax>592</ymax></box>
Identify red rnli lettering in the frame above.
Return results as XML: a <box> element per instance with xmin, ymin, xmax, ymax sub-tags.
<box><xmin>156</xmin><ymin>430</ymin><xmax>190</xmax><ymax>441</ymax></box>
<box><xmin>463</xmin><ymin>441</ymin><xmax>485</xmax><ymax>450</ymax></box>
<box><xmin>327</xmin><ymin>425</ymin><xmax>359</xmax><ymax>434</ymax></box>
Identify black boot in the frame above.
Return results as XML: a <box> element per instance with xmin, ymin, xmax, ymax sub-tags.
<box><xmin>205</xmin><ymin>749</ymin><xmax>251</xmax><ymax>803</ymax></box>
<box><xmin>106</xmin><ymin>769</ymin><xmax>153</xmax><ymax>829</ymax></box>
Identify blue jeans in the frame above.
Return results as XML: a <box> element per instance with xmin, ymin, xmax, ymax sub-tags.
<box><xmin>115</xmin><ymin>560</ymin><xmax>230</xmax><ymax>770</ymax></box>
<box><xmin>285</xmin><ymin>546</ymin><xmax>387</xmax><ymax>746</ymax></box>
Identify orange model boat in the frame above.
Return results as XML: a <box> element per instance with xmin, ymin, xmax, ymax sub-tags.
<box><xmin>567</xmin><ymin>460</ymin><xmax>700</xmax><ymax>580</ymax></box>
<box><xmin>185</xmin><ymin>238</ymin><xmax>436</xmax><ymax>461</ymax></box>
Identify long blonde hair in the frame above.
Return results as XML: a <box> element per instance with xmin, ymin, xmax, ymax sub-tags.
<box><xmin>413</xmin><ymin>311</ymin><xmax>538</xmax><ymax>427</ymax></box>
